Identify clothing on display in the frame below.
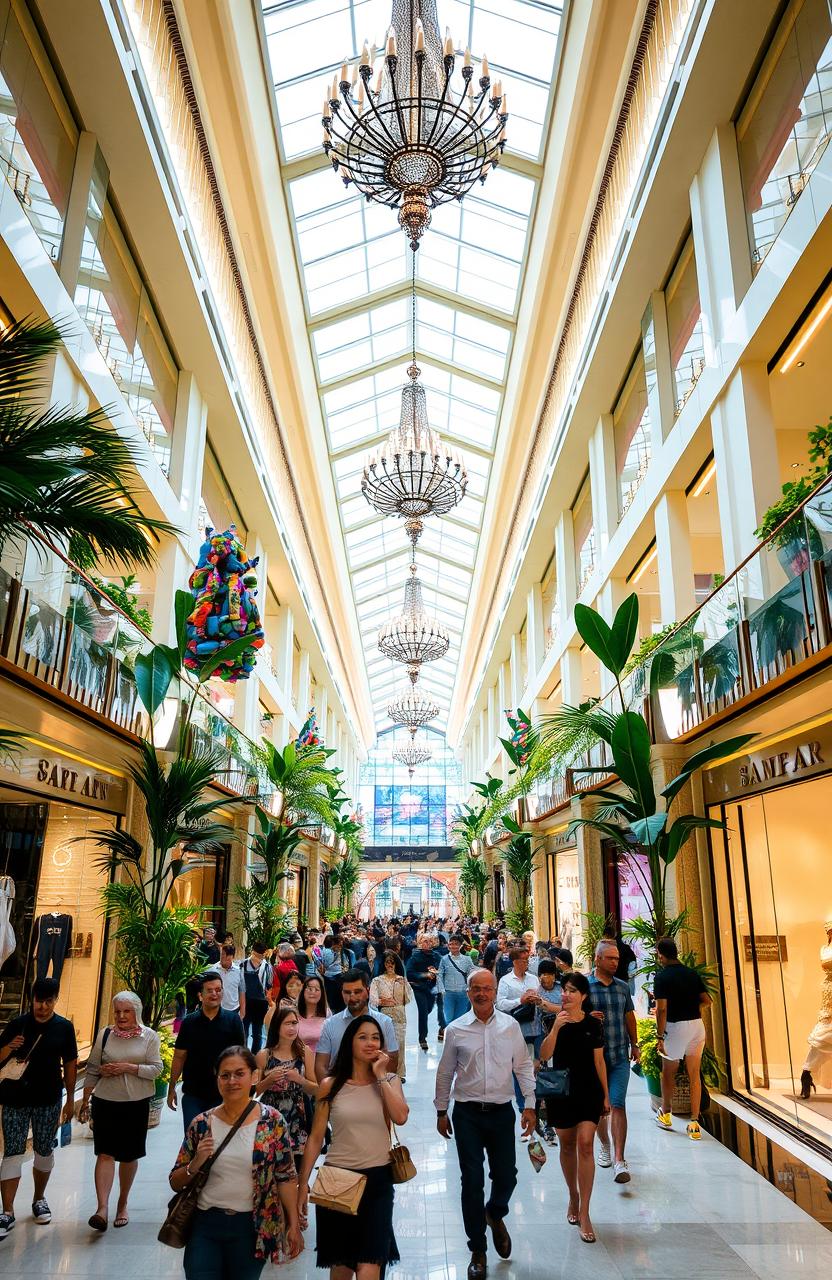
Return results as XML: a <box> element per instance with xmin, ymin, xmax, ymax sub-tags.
<box><xmin>34</xmin><ymin>912</ymin><xmax>73</xmax><ymax>981</ymax></box>
<box><xmin>801</xmin><ymin>929</ymin><xmax>832</xmax><ymax>1094</ymax></box>
<box><xmin>0</xmin><ymin>876</ymin><xmax>15</xmax><ymax>970</ymax></box>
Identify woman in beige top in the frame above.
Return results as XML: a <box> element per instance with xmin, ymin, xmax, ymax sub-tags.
<box><xmin>79</xmin><ymin>991</ymin><xmax>162</xmax><ymax>1231</ymax></box>
<box><xmin>297</xmin><ymin>1014</ymin><xmax>408</xmax><ymax>1278</ymax></box>
<box><xmin>370</xmin><ymin>951</ymin><xmax>412</xmax><ymax>1082</ymax></box>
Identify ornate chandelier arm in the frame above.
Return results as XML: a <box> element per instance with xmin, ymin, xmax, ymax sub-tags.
<box><xmin>423</xmin><ymin>53</ymin><xmax>456</xmax><ymax>149</ymax></box>
<box><xmin>430</xmin><ymin>76</ymin><xmax>501</xmax><ymax>156</ymax></box>
<box><xmin>334</xmin><ymin>74</ymin><xmax>398</xmax><ymax>158</ymax></box>
<box><xmin>436</xmin><ymin>99</ymin><xmax>506</xmax><ymax>163</ymax></box>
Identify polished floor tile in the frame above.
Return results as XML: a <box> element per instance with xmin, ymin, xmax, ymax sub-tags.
<box><xmin>2</xmin><ymin>1002</ymin><xmax>831</xmax><ymax>1277</ymax></box>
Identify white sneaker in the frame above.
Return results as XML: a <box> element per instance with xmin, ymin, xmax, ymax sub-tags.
<box><xmin>0</xmin><ymin>1211</ymin><xmax>14</xmax><ymax>1238</ymax></box>
<box><xmin>597</xmin><ymin>1143</ymin><xmax>612</xmax><ymax>1167</ymax></box>
<box><xmin>654</xmin><ymin>1109</ymin><xmax>673</xmax><ymax>1130</ymax></box>
<box><xmin>613</xmin><ymin>1160</ymin><xmax>631</xmax><ymax>1183</ymax></box>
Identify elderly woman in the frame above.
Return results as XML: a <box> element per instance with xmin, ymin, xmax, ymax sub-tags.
<box><xmin>79</xmin><ymin>991</ymin><xmax>162</xmax><ymax>1231</ymax></box>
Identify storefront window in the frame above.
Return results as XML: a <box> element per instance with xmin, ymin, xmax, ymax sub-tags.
<box><xmin>0</xmin><ymin>1</ymin><xmax>77</xmax><ymax>264</ymax></box>
<box><xmin>74</xmin><ymin>165</ymin><xmax>177</xmax><ymax>476</ymax></box>
<box><xmin>613</xmin><ymin>349</ymin><xmax>651</xmax><ymax>519</ymax></box>
<box><xmin>169</xmin><ymin>846</ymin><xmax>230</xmax><ymax>929</ymax></box>
<box><xmin>711</xmin><ymin>767</ymin><xmax>832</xmax><ymax>1151</ymax></box>
<box><xmin>737</xmin><ymin>0</ymin><xmax>832</xmax><ymax>270</ymax></box>
<box><xmin>665</xmin><ymin>234</ymin><xmax>704</xmax><ymax>413</ymax></box>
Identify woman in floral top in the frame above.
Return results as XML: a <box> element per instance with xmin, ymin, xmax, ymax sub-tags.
<box><xmin>169</xmin><ymin>1046</ymin><xmax>302</xmax><ymax>1278</ymax></box>
<box><xmin>254</xmin><ymin>1007</ymin><xmax>318</xmax><ymax>1166</ymax></box>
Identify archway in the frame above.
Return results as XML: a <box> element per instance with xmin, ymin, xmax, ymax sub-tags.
<box><xmin>355</xmin><ymin>870</ymin><xmax>463</xmax><ymax>920</ymax></box>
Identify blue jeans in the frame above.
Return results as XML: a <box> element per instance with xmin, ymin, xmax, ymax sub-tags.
<box><xmin>443</xmin><ymin>991</ymin><xmax>471</xmax><ymax>1024</ymax></box>
<box><xmin>182</xmin><ymin>1093</ymin><xmax>216</xmax><ymax>1132</ymax></box>
<box><xmin>413</xmin><ymin>986</ymin><xmax>435</xmax><ymax>1041</ymax></box>
<box><xmin>184</xmin><ymin>1208</ymin><xmax>264</xmax><ymax>1280</ymax></box>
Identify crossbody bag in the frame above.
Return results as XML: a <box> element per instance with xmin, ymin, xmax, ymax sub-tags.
<box><xmin>158</xmin><ymin>1100</ymin><xmax>257</xmax><ymax>1248</ymax></box>
<box><xmin>0</xmin><ymin>1033</ymin><xmax>42</xmax><ymax>1083</ymax></box>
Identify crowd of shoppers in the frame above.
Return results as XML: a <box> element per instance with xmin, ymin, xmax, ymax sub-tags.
<box><xmin>0</xmin><ymin>911</ymin><xmax>714</xmax><ymax>1279</ymax></box>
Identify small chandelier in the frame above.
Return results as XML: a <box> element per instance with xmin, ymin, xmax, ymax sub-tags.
<box><xmin>378</xmin><ymin>553</ymin><xmax>449</xmax><ymax>670</ymax></box>
<box><xmin>392</xmin><ymin>740</ymin><xmax>433</xmax><ymax>777</ymax></box>
<box><xmin>362</xmin><ymin>258</ymin><xmax>467</xmax><ymax>524</ymax></box>
<box><xmin>387</xmin><ymin>685</ymin><xmax>440</xmax><ymax>735</ymax></box>
<box><xmin>322</xmin><ymin>0</ymin><xmax>509</xmax><ymax>251</ymax></box>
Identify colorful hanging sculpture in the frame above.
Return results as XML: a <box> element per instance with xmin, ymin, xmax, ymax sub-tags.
<box><xmin>506</xmin><ymin>709</ymin><xmax>533</xmax><ymax>768</ymax></box>
<box><xmin>185</xmin><ymin>525</ymin><xmax>265</xmax><ymax>682</ymax></box>
<box><xmin>296</xmin><ymin>709</ymin><xmax>322</xmax><ymax>749</ymax></box>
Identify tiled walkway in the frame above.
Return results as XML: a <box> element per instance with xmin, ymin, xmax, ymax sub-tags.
<box><xmin>4</xmin><ymin>1004</ymin><xmax>832</xmax><ymax>1277</ymax></box>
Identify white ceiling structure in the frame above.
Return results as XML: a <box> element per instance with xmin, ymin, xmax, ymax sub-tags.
<box><xmin>260</xmin><ymin>0</ymin><xmax>564</xmax><ymax>733</ymax></box>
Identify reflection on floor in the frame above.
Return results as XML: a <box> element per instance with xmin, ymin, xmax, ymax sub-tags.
<box><xmin>4</xmin><ymin>1004</ymin><xmax>832</xmax><ymax>1278</ymax></box>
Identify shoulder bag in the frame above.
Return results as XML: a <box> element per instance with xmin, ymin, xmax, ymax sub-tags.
<box><xmin>309</xmin><ymin>1163</ymin><xmax>368</xmax><ymax>1215</ymax></box>
<box><xmin>0</xmin><ymin>1033</ymin><xmax>42</xmax><ymax>1083</ymax></box>
<box><xmin>535</xmin><ymin>1067</ymin><xmax>571</xmax><ymax>1099</ymax></box>
<box><xmin>380</xmin><ymin>1078</ymin><xmax>416</xmax><ymax>1184</ymax></box>
<box><xmin>158</xmin><ymin>1099</ymin><xmax>257</xmax><ymax>1248</ymax></box>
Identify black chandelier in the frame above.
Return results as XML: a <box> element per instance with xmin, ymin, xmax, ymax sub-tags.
<box><xmin>322</xmin><ymin>0</ymin><xmax>509</xmax><ymax>250</ymax></box>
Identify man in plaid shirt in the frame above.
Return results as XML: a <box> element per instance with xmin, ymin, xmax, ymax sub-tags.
<box><xmin>588</xmin><ymin>941</ymin><xmax>640</xmax><ymax>1184</ymax></box>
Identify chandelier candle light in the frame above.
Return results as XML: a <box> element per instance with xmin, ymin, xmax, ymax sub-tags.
<box><xmin>378</xmin><ymin>551</ymin><xmax>450</xmax><ymax>677</ymax></box>
<box><xmin>322</xmin><ymin>0</ymin><xmax>509</xmax><ymax>250</ymax></box>
<box><xmin>392</xmin><ymin>740</ymin><xmax>433</xmax><ymax>776</ymax></box>
<box><xmin>387</xmin><ymin>685</ymin><xmax>440</xmax><ymax>734</ymax></box>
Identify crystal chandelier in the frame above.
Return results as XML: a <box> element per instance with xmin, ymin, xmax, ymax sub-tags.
<box><xmin>392</xmin><ymin>739</ymin><xmax>433</xmax><ymax>776</ymax></box>
<box><xmin>362</xmin><ymin>259</ymin><xmax>467</xmax><ymax>524</ymax></box>
<box><xmin>387</xmin><ymin>684</ymin><xmax>440</xmax><ymax>735</ymax></box>
<box><xmin>322</xmin><ymin>0</ymin><xmax>509</xmax><ymax>251</ymax></box>
<box><xmin>378</xmin><ymin>552</ymin><xmax>449</xmax><ymax>672</ymax></box>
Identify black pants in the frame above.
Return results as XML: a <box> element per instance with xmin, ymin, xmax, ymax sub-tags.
<box><xmin>452</xmin><ymin>1101</ymin><xmax>517</xmax><ymax>1254</ymax></box>
<box><xmin>324</xmin><ymin>976</ymin><xmax>345</xmax><ymax>1013</ymax></box>
<box><xmin>413</xmin><ymin>986</ymin><xmax>435</xmax><ymax>1041</ymax></box>
<box><xmin>243</xmin><ymin>997</ymin><xmax>269</xmax><ymax>1052</ymax></box>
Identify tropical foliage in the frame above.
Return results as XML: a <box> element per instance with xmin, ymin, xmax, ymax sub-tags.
<box><xmin>234</xmin><ymin>805</ymin><xmax>303</xmax><ymax>947</ymax></box>
<box><xmin>501</xmin><ymin>813</ymin><xmax>538</xmax><ymax>932</ymax></box>
<box><xmin>754</xmin><ymin>415</ymin><xmax>832</xmax><ymax>550</ymax></box>
<box><xmin>0</xmin><ymin>316</ymin><xmax>175</xmax><ymax>569</ymax></box>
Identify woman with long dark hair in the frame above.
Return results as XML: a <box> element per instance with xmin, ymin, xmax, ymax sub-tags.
<box><xmin>538</xmin><ymin>971</ymin><xmax>610</xmax><ymax>1245</ymax></box>
<box><xmin>369</xmin><ymin>950</ymin><xmax>412</xmax><ymax>1082</ymax></box>
<box><xmin>297</xmin><ymin>1014</ymin><xmax>408</xmax><ymax>1278</ymax></box>
<box><xmin>255</xmin><ymin>1008</ymin><xmax>317</xmax><ymax>1167</ymax></box>
<box><xmin>296</xmin><ymin>976</ymin><xmax>328</xmax><ymax>1055</ymax></box>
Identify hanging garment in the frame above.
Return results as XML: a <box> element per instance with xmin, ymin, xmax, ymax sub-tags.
<box><xmin>0</xmin><ymin>876</ymin><xmax>15</xmax><ymax>970</ymax></box>
<box><xmin>35</xmin><ymin>913</ymin><xmax>73</xmax><ymax>981</ymax></box>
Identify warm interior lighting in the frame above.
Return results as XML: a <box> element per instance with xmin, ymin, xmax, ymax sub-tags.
<box><xmin>691</xmin><ymin>458</ymin><xmax>717</xmax><ymax>498</ymax></box>
<box><xmin>631</xmin><ymin>545</ymin><xmax>658</xmax><ymax>583</ymax></box>
<box><xmin>780</xmin><ymin>291</ymin><xmax>832</xmax><ymax>373</ymax></box>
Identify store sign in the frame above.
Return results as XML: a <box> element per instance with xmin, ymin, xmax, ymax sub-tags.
<box><xmin>704</xmin><ymin>725</ymin><xmax>832</xmax><ymax>802</ymax></box>
<box><xmin>743</xmin><ymin>935</ymin><xmax>788</xmax><ymax>963</ymax></box>
<box><xmin>1</xmin><ymin>750</ymin><xmax>128</xmax><ymax>813</ymax></box>
<box><xmin>548</xmin><ymin>828</ymin><xmax>577</xmax><ymax>853</ymax></box>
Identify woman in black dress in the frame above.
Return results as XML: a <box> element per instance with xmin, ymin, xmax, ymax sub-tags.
<box><xmin>538</xmin><ymin>971</ymin><xmax>609</xmax><ymax>1244</ymax></box>
<box><xmin>296</xmin><ymin>1014</ymin><xmax>408</xmax><ymax>1277</ymax></box>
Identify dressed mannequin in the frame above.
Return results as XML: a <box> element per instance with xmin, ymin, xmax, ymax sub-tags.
<box><xmin>800</xmin><ymin>917</ymin><xmax>832</xmax><ymax>1098</ymax></box>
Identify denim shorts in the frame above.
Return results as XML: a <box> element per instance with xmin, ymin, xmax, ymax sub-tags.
<box><xmin>606</xmin><ymin>1058</ymin><xmax>631</xmax><ymax>1109</ymax></box>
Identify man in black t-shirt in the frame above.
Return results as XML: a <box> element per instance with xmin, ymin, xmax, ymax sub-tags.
<box><xmin>653</xmin><ymin>937</ymin><xmax>711</xmax><ymax>1140</ymax></box>
<box><xmin>0</xmin><ymin>977</ymin><xmax>78</xmax><ymax>1236</ymax></box>
<box><xmin>168</xmin><ymin>971</ymin><xmax>245</xmax><ymax>1130</ymax></box>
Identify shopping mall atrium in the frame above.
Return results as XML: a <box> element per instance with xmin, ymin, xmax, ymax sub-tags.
<box><xmin>2</xmin><ymin>0</ymin><xmax>832</xmax><ymax>1274</ymax></box>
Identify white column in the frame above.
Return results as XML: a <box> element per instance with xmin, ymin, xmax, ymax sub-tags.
<box><xmin>555</xmin><ymin>512</ymin><xmax>577</xmax><ymax>634</ymax></box>
<box><xmin>58</xmin><ymin>132</ymin><xmax>100</xmax><ymax>293</ymax></box>
<box><xmin>710</xmin><ymin>364</ymin><xmax>781</xmax><ymax>575</ymax></box>
<box><xmin>296</xmin><ymin>649</ymin><xmax>311</xmax><ymax>717</ymax></box>
<box><xmin>498</xmin><ymin>659</ymin><xmax>510</xmax><ymax>732</ymax></box>
<box><xmin>596</xmin><ymin>577</ymin><xmax>627</xmax><ymax>694</ymax></box>
<box><xmin>654</xmin><ymin>491</ymin><xmax>696</xmax><ymax>624</ymax></box>
<box><xmin>561</xmin><ymin>647</ymin><xmax>583</xmax><ymax>706</ymax></box>
<box><xmin>150</xmin><ymin>542</ymin><xmax>192</xmax><ymax>646</ymax></box>
<box><xmin>689</xmin><ymin>123</ymin><xmax>752</xmax><ymax>352</ymax></box>
<box><xmin>525</xmin><ymin>581</ymin><xmax>545</xmax><ymax>682</ymax></box>
<box><xmin>589</xmin><ymin>414</ymin><xmax>618</xmax><ymax>555</ymax></box>
<box><xmin>479</xmin><ymin>709</ymin><xmax>488</xmax><ymax>773</ymax></box>
<box><xmin>487</xmin><ymin>685</ymin><xmax>497</xmax><ymax>751</ymax></box>
<box><xmin>168</xmin><ymin>373</ymin><xmax>209</xmax><ymax>541</ymax></box>
<box><xmin>274</xmin><ymin>606</ymin><xmax>294</xmax><ymax>692</ymax></box>
<box><xmin>642</xmin><ymin>292</ymin><xmax>676</xmax><ymax>446</ymax></box>
<box><xmin>318</xmin><ymin>688</ymin><xmax>329</xmax><ymax>741</ymax></box>
<box><xmin>510</xmin><ymin>633</ymin><xmax>523</xmax><ymax>706</ymax></box>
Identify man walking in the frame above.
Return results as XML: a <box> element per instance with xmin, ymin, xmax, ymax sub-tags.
<box><xmin>496</xmin><ymin>945</ymin><xmax>541</xmax><ymax>1126</ymax></box>
<box><xmin>215</xmin><ymin>943</ymin><xmax>246</xmax><ymax>1018</ymax></box>
<box><xmin>315</xmin><ymin>968</ymin><xmax>399</xmax><ymax>1079</ymax></box>
<box><xmin>406</xmin><ymin>933</ymin><xmax>441</xmax><ymax>1050</ymax></box>
<box><xmin>435</xmin><ymin>969</ymin><xmax>536</xmax><ymax>1280</ymax></box>
<box><xmin>436</xmin><ymin>934</ymin><xmax>475</xmax><ymax>1023</ymax></box>
<box><xmin>167</xmin><ymin>971</ymin><xmax>245</xmax><ymax>1129</ymax></box>
<box><xmin>589</xmin><ymin>940</ymin><xmax>639</xmax><ymax>1182</ymax></box>
<box><xmin>0</xmin><ymin>978</ymin><xmax>77</xmax><ymax>1236</ymax></box>
<box><xmin>653</xmin><ymin>936</ymin><xmax>712</xmax><ymax>1139</ymax></box>
<box><xmin>240</xmin><ymin>941</ymin><xmax>273</xmax><ymax>1052</ymax></box>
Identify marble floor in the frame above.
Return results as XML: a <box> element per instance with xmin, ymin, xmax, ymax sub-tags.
<box><xmin>4</xmin><ymin>1003</ymin><xmax>832</xmax><ymax>1278</ymax></box>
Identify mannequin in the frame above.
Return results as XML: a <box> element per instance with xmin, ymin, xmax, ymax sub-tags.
<box><xmin>800</xmin><ymin>917</ymin><xmax>832</xmax><ymax>1098</ymax></box>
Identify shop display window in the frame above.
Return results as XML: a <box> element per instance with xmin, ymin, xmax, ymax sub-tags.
<box><xmin>711</xmin><ymin>772</ymin><xmax>832</xmax><ymax>1151</ymax></box>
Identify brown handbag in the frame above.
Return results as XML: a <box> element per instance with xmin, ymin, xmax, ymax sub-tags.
<box><xmin>158</xmin><ymin>1100</ymin><xmax>257</xmax><ymax>1248</ymax></box>
<box><xmin>380</xmin><ymin>1081</ymin><xmax>416</xmax><ymax>1184</ymax></box>
<box><xmin>309</xmin><ymin>1163</ymin><xmax>367</xmax><ymax>1214</ymax></box>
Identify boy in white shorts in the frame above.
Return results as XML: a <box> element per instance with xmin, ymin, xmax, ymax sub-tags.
<box><xmin>653</xmin><ymin>937</ymin><xmax>712</xmax><ymax>1139</ymax></box>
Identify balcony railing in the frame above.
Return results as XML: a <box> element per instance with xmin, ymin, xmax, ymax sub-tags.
<box><xmin>0</xmin><ymin>534</ymin><xmax>265</xmax><ymax>796</ymax></box>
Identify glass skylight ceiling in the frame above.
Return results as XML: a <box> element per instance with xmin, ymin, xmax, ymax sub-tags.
<box><xmin>259</xmin><ymin>0</ymin><xmax>563</xmax><ymax>732</ymax></box>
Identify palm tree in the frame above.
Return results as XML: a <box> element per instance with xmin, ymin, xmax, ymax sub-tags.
<box><xmin>0</xmin><ymin>316</ymin><xmax>175</xmax><ymax>569</ymax></box>
<box><xmin>259</xmin><ymin>738</ymin><xmax>339</xmax><ymax>826</ymax></box>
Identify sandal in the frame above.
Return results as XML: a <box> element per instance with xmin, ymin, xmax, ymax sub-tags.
<box><xmin>580</xmin><ymin>1228</ymin><xmax>597</xmax><ymax>1244</ymax></box>
<box><xmin>567</xmin><ymin>1208</ymin><xmax>579</xmax><ymax>1226</ymax></box>
<box><xmin>114</xmin><ymin>1215</ymin><xmax>129</xmax><ymax>1228</ymax></box>
<box><xmin>88</xmin><ymin>1214</ymin><xmax>108</xmax><ymax>1232</ymax></box>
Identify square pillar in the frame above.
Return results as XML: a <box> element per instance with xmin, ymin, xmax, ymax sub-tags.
<box><xmin>296</xmin><ymin>649</ymin><xmax>311</xmax><ymax>717</ymax></box>
<box><xmin>560</xmin><ymin>647</ymin><xmax>583</xmax><ymax>707</ymax></box>
<box><xmin>589</xmin><ymin>414</ymin><xmax>618</xmax><ymax>554</ymax></box>
<box><xmin>555</xmin><ymin>512</ymin><xmax>577</xmax><ymax>635</ymax></box>
<box><xmin>689</xmin><ymin>123</ymin><xmax>752</xmax><ymax>351</ymax></box>
<box><xmin>525</xmin><ymin>582</ymin><xmax>545</xmax><ymax>684</ymax></box>
<box><xmin>510</xmin><ymin>632</ymin><xmax>523</xmax><ymax>706</ymax></box>
<box><xmin>274</xmin><ymin>606</ymin><xmax>294</xmax><ymax>693</ymax></box>
<box><xmin>596</xmin><ymin>578</ymin><xmax>628</xmax><ymax>694</ymax></box>
<box><xmin>58</xmin><ymin>132</ymin><xmax>101</xmax><ymax>293</ymax></box>
<box><xmin>654</xmin><ymin>491</ymin><xmax>696</xmax><ymax>625</ymax></box>
<box><xmin>710</xmin><ymin>364</ymin><xmax>781</xmax><ymax>575</ymax></box>
<box><xmin>642</xmin><ymin>292</ymin><xmax>676</xmax><ymax>446</ymax></box>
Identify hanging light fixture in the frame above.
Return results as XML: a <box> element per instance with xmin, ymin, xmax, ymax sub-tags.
<box><xmin>392</xmin><ymin>739</ymin><xmax>433</xmax><ymax>776</ymax></box>
<box><xmin>387</xmin><ymin>684</ymin><xmax>440</xmax><ymax>735</ymax></box>
<box><xmin>378</xmin><ymin>548</ymin><xmax>450</xmax><ymax>672</ymax></box>
<box><xmin>322</xmin><ymin>0</ymin><xmax>509</xmax><ymax>251</ymax></box>
<box><xmin>362</xmin><ymin>256</ymin><xmax>467</xmax><ymax>525</ymax></box>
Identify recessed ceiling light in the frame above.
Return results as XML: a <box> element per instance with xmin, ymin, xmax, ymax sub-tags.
<box><xmin>796</xmin><ymin>360</ymin><xmax>805</xmax><ymax>368</ymax></box>
<box><xmin>791</xmin><ymin>462</ymin><xmax>801</xmax><ymax>468</ymax></box>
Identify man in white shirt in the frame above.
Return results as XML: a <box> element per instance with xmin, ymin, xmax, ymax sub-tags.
<box><xmin>497</xmin><ymin>945</ymin><xmax>542</xmax><ymax>1124</ymax></box>
<box><xmin>435</xmin><ymin>968</ymin><xmax>536</xmax><ymax>1280</ymax></box>
<box><xmin>214</xmin><ymin>945</ymin><xmax>246</xmax><ymax>1018</ymax></box>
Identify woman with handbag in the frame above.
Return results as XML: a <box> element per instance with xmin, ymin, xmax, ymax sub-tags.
<box><xmin>255</xmin><ymin>1006</ymin><xmax>318</xmax><ymax>1167</ymax></box>
<box><xmin>78</xmin><ymin>991</ymin><xmax>162</xmax><ymax>1231</ymax></box>
<box><xmin>297</xmin><ymin>1014</ymin><xmax>408</xmax><ymax>1278</ymax></box>
<box><xmin>168</xmin><ymin>1046</ymin><xmax>303</xmax><ymax>1278</ymax></box>
<box><xmin>537</xmin><ymin>972</ymin><xmax>610</xmax><ymax>1245</ymax></box>
<box><xmin>369</xmin><ymin>951</ymin><xmax>412</xmax><ymax>1082</ymax></box>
